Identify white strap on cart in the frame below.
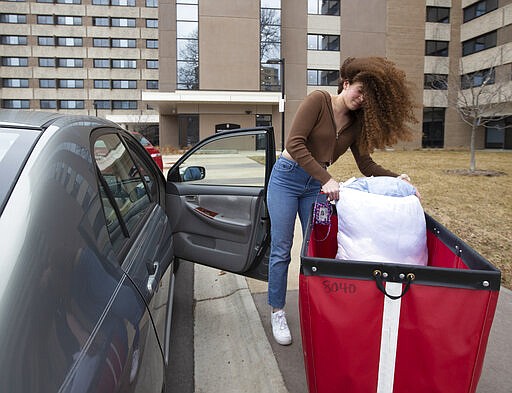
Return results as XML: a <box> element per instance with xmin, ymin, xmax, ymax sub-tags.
<box><xmin>377</xmin><ymin>281</ymin><xmax>402</xmax><ymax>393</ymax></box>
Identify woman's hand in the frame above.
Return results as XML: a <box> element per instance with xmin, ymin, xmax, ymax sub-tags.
<box><xmin>321</xmin><ymin>178</ymin><xmax>340</xmax><ymax>201</ymax></box>
<box><xmin>397</xmin><ymin>174</ymin><xmax>422</xmax><ymax>199</ymax></box>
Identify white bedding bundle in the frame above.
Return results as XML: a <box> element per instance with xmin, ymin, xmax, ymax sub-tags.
<box><xmin>335</xmin><ymin>177</ymin><xmax>428</xmax><ymax>266</ymax></box>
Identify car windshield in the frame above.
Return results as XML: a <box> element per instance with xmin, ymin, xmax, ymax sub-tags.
<box><xmin>0</xmin><ymin>128</ymin><xmax>40</xmax><ymax>214</ymax></box>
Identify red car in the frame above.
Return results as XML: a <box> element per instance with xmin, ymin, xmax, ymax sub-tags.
<box><xmin>130</xmin><ymin>131</ymin><xmax>164</xmax><ymax>171</ymax></box>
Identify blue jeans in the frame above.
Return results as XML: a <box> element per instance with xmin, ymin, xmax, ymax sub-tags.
<box><xmin>267</xmin><ymin>155</ymin><xmax>323</xmax><ymax>309</ymax></box>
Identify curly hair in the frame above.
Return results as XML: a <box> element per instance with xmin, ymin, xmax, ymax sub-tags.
<box><xmin>338</xmin><ymin>57</ymin><xmax>418</xmax><ymax>154</ymax></box>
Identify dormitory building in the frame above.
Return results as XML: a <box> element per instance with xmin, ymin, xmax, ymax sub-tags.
<box><xmin>1</xmin><ymin>0</ymin><xmax>511</xmax><ymax>150</ymax></box>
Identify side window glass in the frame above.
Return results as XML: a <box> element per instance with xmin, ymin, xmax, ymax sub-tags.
<box><xmin>175</xmin><ymin>133</ymin><xmax>267</xmax><ymax>187</ymax></box>
<box><xmin>94</xmin><ymin>133</ymin><xmax>151</xmax><ymax>252</ymax></box>
<box><xmin>98</xmin><ymin>181</ymin><xmax>124</xmax><ymax>251</ymax></box>
<box><xmin>129</xmin><ymin>143</ymin><xmax>159</xmax><ymax>202</ymax></box>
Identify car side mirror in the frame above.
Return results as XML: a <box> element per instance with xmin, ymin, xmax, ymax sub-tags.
<box><xmin>181</xmin><ymin>166</ymin><xmax>205</xmax><ymax>182</ymax></box>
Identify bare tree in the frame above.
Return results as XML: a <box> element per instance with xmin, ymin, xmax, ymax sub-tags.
<box><xmin>260</xmin><ymin>8</ymin><xmax>281</xmax><ymax>61</ymax></box>
<box><xmin>177</xmin><ymin>29</ymin><xmax>199</xmax><ymax>90</ymax></box>
<box><xmin>431</xmin><ymin>47</ymin><xmax>512</xmax><ymax>171</ymax></box>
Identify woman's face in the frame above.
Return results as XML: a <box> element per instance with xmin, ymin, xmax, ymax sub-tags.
<box><xmin>343</xmin><ymin>81</ymin><xmax>365</xmax><ymax>110</ymax></box>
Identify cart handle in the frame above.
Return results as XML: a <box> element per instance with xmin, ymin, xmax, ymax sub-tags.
<box><xmin>372</xmin><ymin>270</ymin><xmax>416</xmax><ymax>300</ymax></box>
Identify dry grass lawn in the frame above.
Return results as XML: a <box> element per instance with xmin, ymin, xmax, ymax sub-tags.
<box><xmin>327</xmin><ymin>149</ymin><xmax>511</xmax><ymax>289</ymax></box>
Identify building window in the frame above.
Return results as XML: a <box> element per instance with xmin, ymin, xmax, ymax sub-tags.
<box><xmin>422</xmin><ymin>107</ymin><xmax>445</xmax><ymax>148</ymax></box>
<box><xmin>178</xmin><ymin>114</ymin><xmax>199</xmax><ymax>147</ymax></box>
<box><xmin>307</xmin><ymin>69</ymin><xmax>339</xmax><ymax>86</ymax></box>
<box><xmin>426</xmin><ymin>6</ymin><xmax>450</xmax><ymax>23</ymax></box>
<box><xmin>308</xmin><ymin>0</ymin><xmax>340</xmax><ymax>16</ymax></box>
<box><xmin>111</xmin><ymin>18</ymin><xmax>136</xmax><ymax>27</ymax></box>
<box><xmin>146</xmin><ymin>19</ymin><xmax>158</xmax><ymax>28</ymax></box>
<box><xmin>59</xmin><ymin>100</ymin><xmax>85</xmax><ymax>109</ymax></box>
<box><xmin>256</xmin><ymin>114</ymin><xmax>272</xmax><ymax>127</ymax></box>
<box><xmin>93</xmin><ymin>38</ymin><xmax>110</xmax><ymax>47</ymax></box>
<box><xmin>92</xmin><ymin>0</ymin><xmax>135</xmax><ymax>7</ymax></box>
<box><xmin>58</xmin><ymin>58</ymin><xmax>83</xmax><ymax>67</ymax></box>
<box><xmin>59</xmin><ymin>79</ymin><xmax>84</xmax><ymax>88</ymax></box>
<box><xmin>146</xmin><ymin>39</ymin><xmax>158</xmax><ymax>49</ymax></box>
<box><xmin>2</xmin><ymin>57</ymin><xmax>28</xmax><ymax>66</ymax></box>
<box><xmin>485</xmin><ymin>119</ymin><xmax>512</xmax><ymax>149</ymax></box>
<box><xmin>37</xmin><ymin>15</ymin><xmax>54</xmax><ymax>24</ymax></box>
<box><xmin>461</xmin><ymin>68</ymin><xmax>495</xmax><ymax>89</ymax></box>
<box><xmin>260</xmin><ymin>0</ymin><xmax>282</xmax><ymax>92</ymax></box>
<box><xmin>111</xmin><ymin>0</ymin><xmax>136</xmax><ymax>6</ymax></box>
<box><xmin>1</xmin><ymin>35</ymin><xmax>27</xmax><ymax>45</ymax></box>
<box><xmin>57</xmin><ymin>37</ymin><xmax>83</xmax><ymax>47</ymax></box>
<box><xmin>463</xmin><ymin>0</ymin><xmax>498</xmax><ymax>23</ymax></box>
<box><xmin>112</xmin><ymin>100</ymin><xmax>137</xmax><ymax>109</ymax></box>
<box><xmin>424</xmin><ymin>74</ymin><xmax>448</xmax><ymax>90</ymax></box>
<box><xmin>112</xmin><ymin>59</ymin><xmax>137</xmax><ymax>69</ymax></box>
<box><xmin>307</xmin><ymin>34</ymin><xmax>340</xmax><ymax>51</ymax></box>
<box><xmin>39</xmin><ymin>79</ymin><xmax>56</xmax><ymax>88</ymax></box>
<box><xmin>0</xmin><ymin>14</ymin><xmax>27</xmax><ymax>23</ymax></box>
<box><xmin>42</xmin><ymin>0</ymin><xmax>82</xmax><ymax>3</ymax></box>
<box><xmin>112</xmin><ymin>80</ymin><xmax>137</xmax><ymax>89</ymax></box>
<box><xmin>93</xmin><ymin>17</ymin><xmax>110</xmax><ymax>26</ymax></box>
<box><xmin>2</xmin><ymin>99</ymin><xmax>30</xmax><ymax>109</ymax></box>
<box><xmin>112</xmin><ymin>38</ymin><xmax>136</xmax><ymax>48</ymax></box>
<box><xmin>38</xmin><ymin>36</ymin><xmax>56</xmax><ymax>46</ymax></box>
<box><xmin>2</xmin><ymin>78</ymin><xmax>29</xmax><ymax>88</ymax></box>
<box><xmin>40</xmin><ymin>100</ymin><xmax>57</xmax><ymax>109</ymax></box>
<box><xmin>94</xmin><ymin>80</ymin><xmax>110</xmax><ymax>88</ymax></box>
<box><xmin>94</xmin><ymin>59</ymin><xmax>110</xmax><ymax>68</ymax></box>
<box><xmin>146</xmin><ymin>80</ymin><xmax>159</xmax><ymax>89</ymax></box>
<box><xmin>38</xmin><ymin>15</ymin><xmax>82</xmax><ymax>25</ymax></box>
<box><xmin>146</xmin><ymin>59</ymin><xmax>159</xmax><ymax>69</ymax></box>
<box><xmin>425</xmin><ymin>40</ymin><xmax>449</xmax><ymax>56</ymax></box>
<box><xmin>176</xmin><ymin>0</ymin><xmax>199</xmax><ymax>90</ymax></box>
<box><xmin>40</xmin><ymin>0</ymin><xmax>82</xmax><ymax>3</ymax></box>
<box><xmin>94</xmin><ymin>100</ymin><xmax>111</xmax><ymax>109</ymax></box>
<box><xmin>462</xmin><ymin>31</ymin><xmax>496</xmax><ymax>56</ymax></box>
<box><xmin>56</xmin><ymin>16</ymin><xmax>82</xmax><ymax>25</ymax></box>
<box><xmin>39</xmin><ymin>57</ymin><xmax>55</xmax><ymax>67</ymax></box>
<box><xmin>146</xmin><ymin>0</ymin><xmax>157</xmax><ymax>7</ymax></box>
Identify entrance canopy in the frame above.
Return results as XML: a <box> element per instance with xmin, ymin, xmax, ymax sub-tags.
<box><xmin>142</xmin><ymin>90</ymin><xmax>281</xmax><ymax>115</ymax></box>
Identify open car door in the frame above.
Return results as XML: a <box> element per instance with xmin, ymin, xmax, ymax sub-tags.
<box><xmin>165</xmin><ymin>127</ymin><xmax>275</xmax><ymax>281</ymax></box>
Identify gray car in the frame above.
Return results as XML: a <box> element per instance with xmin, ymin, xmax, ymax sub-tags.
<box><xmin>0</xmin><ymin>110</ymin><xmax>273</xmax><ymax>392</ymax></box>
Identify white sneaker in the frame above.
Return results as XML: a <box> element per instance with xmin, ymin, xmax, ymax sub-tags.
<box><xmin>271</xmin><ymin>309</ymin><xmax>292</xmax><ymax>345</ymax></box>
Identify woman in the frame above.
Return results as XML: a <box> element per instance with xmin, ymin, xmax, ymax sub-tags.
<box><xmin>267</xmin><ymin>56</ymin><xmax>418</xmax><ymax>345</ymax></box>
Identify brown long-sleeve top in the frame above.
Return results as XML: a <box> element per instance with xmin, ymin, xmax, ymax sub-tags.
<box><xmin>285</xmin><ymin>90</ymin><xmax>398</xmax><ymax>185</ymax></box>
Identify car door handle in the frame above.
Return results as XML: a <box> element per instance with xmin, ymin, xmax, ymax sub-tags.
<box><xmin>185</xmin><ymin>195</ymin><xmax>199</xmax><ymax>204</ymax></box>
<box><xmin>146</xmin><ymin>261</ymin><xmax>161</xmax><ymax>295</ymax></box>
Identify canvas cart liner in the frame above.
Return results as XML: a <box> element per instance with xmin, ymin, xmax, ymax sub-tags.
<box><xmin>299</xmin><ymin>213</ymin><xmax>501</xmax><ymax>393</ymax></box>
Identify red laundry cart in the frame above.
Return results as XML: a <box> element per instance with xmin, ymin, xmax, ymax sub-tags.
<box><xmin>299</xmin><ymin>213</ymin><xmax>501</xmax><ymax>393</ymax></box>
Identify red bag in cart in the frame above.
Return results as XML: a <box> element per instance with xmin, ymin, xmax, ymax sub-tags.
<box><xmin>299</xmin><ymin>213</ymin><xmax>500</xmax><ymax>393</ymax></box>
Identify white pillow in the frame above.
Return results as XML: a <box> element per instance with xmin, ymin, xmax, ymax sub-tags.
<box><xmin>335</xmin><ymin>182</ymin><xmax>428</xmax><ymax>266</ymax></box>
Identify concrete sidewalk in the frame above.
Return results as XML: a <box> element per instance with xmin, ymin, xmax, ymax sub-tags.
<box><xmin>194</xmin><ymin>218</ymin><xmax>512</xmax><ymax>392</ymax></box>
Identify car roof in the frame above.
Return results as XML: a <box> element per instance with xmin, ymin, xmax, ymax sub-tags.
<box><xmin>0</xmin><ymin>109</ymin><xmax>119</xmax><ymax>131</ymax></box>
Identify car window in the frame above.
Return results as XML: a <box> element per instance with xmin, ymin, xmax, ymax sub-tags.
<box><xmin>138</xmin><ymin>135</ymin><xmax>151</xmax><ymax>147</ymax></box>
<box><xmin>94</xmin><ymin>133</ymin><xmax>152</xmax><ymax>253</ymax></box>
<box><xmin>130</xmin><ymin>148</ymin><xmax>158</xmax><ymax>201</ymax></box>
<box><xmin>176</xmin><ymin>133</ymin><xmax>266</xmax><ymax>187</ymax></box>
